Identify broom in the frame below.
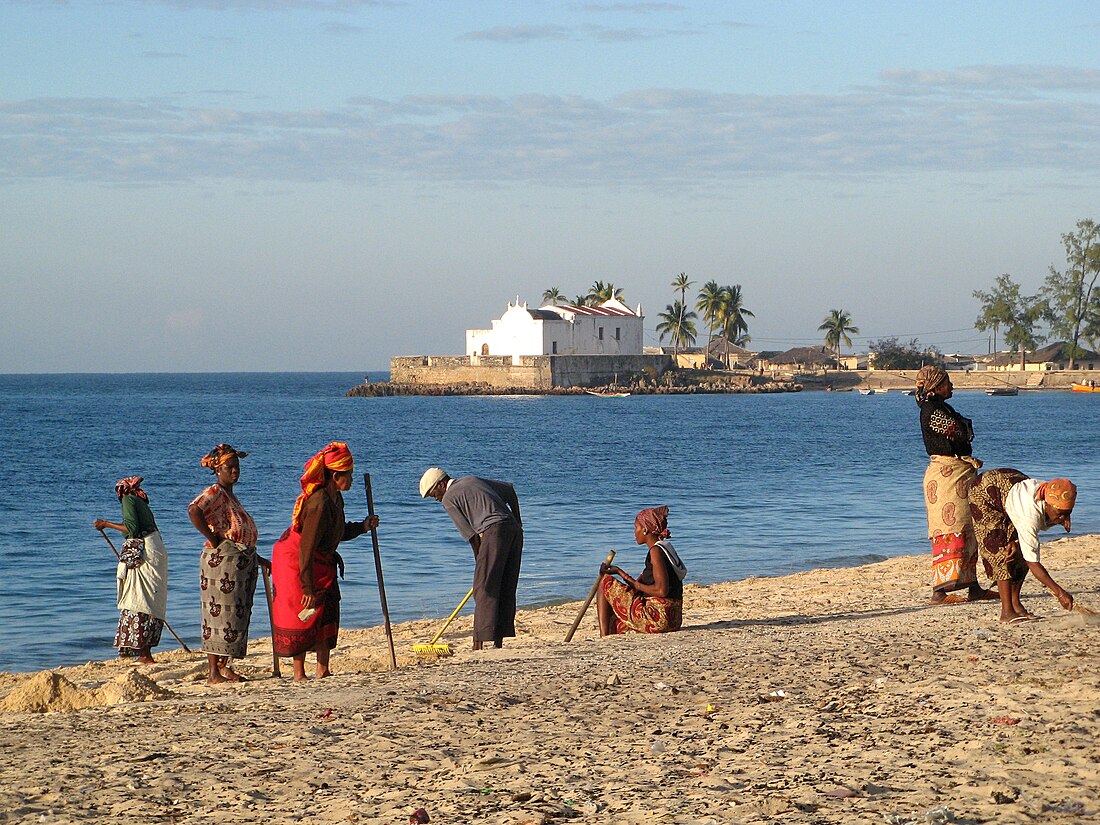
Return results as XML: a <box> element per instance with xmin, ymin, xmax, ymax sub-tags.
<box><xmin>413</xmin><ymin>588</ymin><xmax>474</xmax><ymax>657</ymax></box>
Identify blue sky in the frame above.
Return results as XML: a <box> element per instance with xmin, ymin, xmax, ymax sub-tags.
<box><xmin>3</xmin><ymin>0</ymin><xmax>1100</xmax><ymax>371</ymax></box>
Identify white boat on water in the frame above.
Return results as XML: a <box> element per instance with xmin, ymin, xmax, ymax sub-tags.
<box><xmin>858</xmin><ymin>388</ymin><xmax>879</xmax><ymax>395</ymax></box>
<box><xmin>586</xmin><ymin>391</ymin><xmax>631</xmax><ymax>398</ymax></box>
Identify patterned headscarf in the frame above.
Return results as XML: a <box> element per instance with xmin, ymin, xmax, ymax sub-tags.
<box><xmin>914</xmin><ymin>365</ymin><xmax>949</xmax><ymax>403</ymax></box>
<box><xmin>291</xmin><ymin>441</ymin><xmax>355</xmax><ymax>530</ymax></box>
<box><xmin>115</xmin><ymin>476</ymin><xmax>148</xmax><ymax>502</ymax></box>
<box><xmin>1037</xmin><ymin>478</ymin><xmax>1077</xmax><ymax>511</ymax></box>
<box><xmin>200</xmin><ymin>444</ymin><xmax>248</xmax><ymax>472</ymax></box>
<box><xmin>635</xmin><ymin>506</ymin><xmax>671</xmax><ymax>539</ymax></box>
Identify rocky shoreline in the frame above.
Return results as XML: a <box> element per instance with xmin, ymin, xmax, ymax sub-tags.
<box><xmin>346</xmin><ymin>374</ymin><xmax>802</xmax><ymax>397</ymax></box>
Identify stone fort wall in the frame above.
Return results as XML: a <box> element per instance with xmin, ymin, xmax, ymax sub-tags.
<box><xmin>390</xmin><ymin>354</ymin><xmax>673</xmax><ymax>389</ymax></box>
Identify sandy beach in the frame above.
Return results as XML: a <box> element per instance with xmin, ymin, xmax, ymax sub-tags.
<box><xmin>2</xmin><ymin>536</ymin><xmax>1099</xmax><ymax>825</ymax></box>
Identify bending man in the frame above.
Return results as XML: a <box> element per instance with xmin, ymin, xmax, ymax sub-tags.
<box><xmin>420</xmin><ymin>467</ymin><xmax>523</xmax><ymax>650</ymax></box>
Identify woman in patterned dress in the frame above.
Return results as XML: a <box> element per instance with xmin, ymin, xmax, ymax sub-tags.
<box><xmin>596</xmin><ymin>506</ymin><xmax>686</xmax><ymax>636</ymax></box>
<box><xmin>94</xmin><ymin>476</ymin><xmax>168</xmax><ymax>664</ymax></box>
<box><xmin>915</xmin><ymin>366</ymin><xmax>996</xmax><ymax>605</ymax></box>
<box><xmin>187</xmin><ymin>444</ymin><xmax>264</xmax><ymax>685</ymax></box>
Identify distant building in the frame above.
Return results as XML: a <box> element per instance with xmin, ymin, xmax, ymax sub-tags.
<box><xmin>761</xmin><ymin>346</ymin><xmax>836</xmax><ymax>371</ymax></box>
<box><xmin>466</xmin><ymin>298</ymin><xmax>644</xmax><ymax>358</ymax></box>
<box><xmin>985</xmin><ymin>341</ymin><xmax>1100</xmax><ymax>372</ymax></box>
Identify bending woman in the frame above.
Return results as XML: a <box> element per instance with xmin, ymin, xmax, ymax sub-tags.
<box><xmin>968</xmin><ymin>470</ymin><xmax>1076</xmax><ymax>622</ymax></box>
<box><xmin>597</xmin><ymin>506</ymin><xmax>686</xmax><ymax>636</ymax></box>
<box><xmin>915</xmin><ymin>366</ymin><xmax>995</xmax><ymax>604</ymax></box>
<box><xmin>271</xmin><ymin>442</ymin><xmax>377</xmax><ymax>681</ymax></box>
<box><xmin>93</xmin><ymin>476</ymin><xmax>168</xmax><ymax>664</ymax></box>
<box><xmin>188</xmin><ymin>444</ymin><xmax>262</xmax><ymax>685</ymax></box>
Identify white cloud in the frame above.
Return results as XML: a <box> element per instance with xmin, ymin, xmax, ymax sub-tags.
<box><xmin>3</xmin><ymin>66</ymin><xmax>1099</xmax><ymax>188</ymax></box>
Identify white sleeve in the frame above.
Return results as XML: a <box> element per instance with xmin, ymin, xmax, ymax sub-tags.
<box><xmin>1005</xmin><ymin>482</ymin><xmax>1042</xmax><ymax>563</ymax></box>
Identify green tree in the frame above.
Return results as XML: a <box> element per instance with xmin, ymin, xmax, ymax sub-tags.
<box><xmin>1042</xmin><ymin>219</ymin><xmax>1100</xmax><ymax>369</ymax></box>
<box><xmin>869</xmin><ymin>337</ymin><xmax>943</xmax><ymax>370</ymax></box>
<box><xmin>818</xmin><ymin>309</ymin><xmax>859</xmax><ymax>369</ymax></box>
<box><xmin>571</xmin><ymin>294</ymin><xmax>588</xmax><ymax>308</ymax></box>
<box><xmin>656</xmin><ymin>300</ymin><xmax>697</xmax><ymax>358</ymax></box>
<box><xmin>973</xmin><ymin>274</ymin><xmax>1046</xmax><ymax>369</ymax></box>
<box><xmin>542</xmin><ymin>287</ymin><xmax>564</xmax><ymax>306</ymax></box>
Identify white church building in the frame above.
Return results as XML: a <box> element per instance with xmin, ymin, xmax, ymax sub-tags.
<box><xmin>466</xmin><ymin>298</ymin><xmax>645</xmax><ymax>358</ymax></box>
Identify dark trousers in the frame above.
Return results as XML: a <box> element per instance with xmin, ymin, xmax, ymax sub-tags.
<box><xmin>472</xmin><ymin>520</ymin><xmax>523</xmax><ymax>643</ymax></box>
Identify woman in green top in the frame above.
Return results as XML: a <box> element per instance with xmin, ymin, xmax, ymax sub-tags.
<box><xmin>94</xmin><ymin>477</ymin><xmax>170</xmax><ymax>663</ymax></box>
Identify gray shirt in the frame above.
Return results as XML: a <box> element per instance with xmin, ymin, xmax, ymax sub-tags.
<box><xmin>441</xmin><ymin>476</ymin><xmax>520</xmax><ymax>541</ymax></box>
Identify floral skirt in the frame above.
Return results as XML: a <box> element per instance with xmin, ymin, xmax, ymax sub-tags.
<box><xmin>967</xmin><ymin>468</ymin><xmax>1030</xmax><ymax>582</ymax></box>
<box><xmin>115</xmin><ymin>609</ymin><xmax>163</xmax><ymax>656</ymax></box>
<box><xmin>924</xmin><ymin>455</ymin><xmax>983</xmax><ymax>592</ymax></box>
<box><xmin>601</xmin><ymin>577</ymin><xmax>682</xmax><ymax>634</ymax></box>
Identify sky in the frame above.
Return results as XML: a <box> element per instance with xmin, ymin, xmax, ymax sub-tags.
<box><xmin>2</xmin><ymin>0</ymin><xmax>1100</xmax><ymax>372</ymax></box>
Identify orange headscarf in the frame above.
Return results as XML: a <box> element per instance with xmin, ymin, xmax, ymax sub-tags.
<box><xmin>1037</xmin><ymin>478</ymin><xmax>1077</xmax><ymax>511</ymax></box>
<box><xmin>291</xmin><ymin>442</ymin><xmax>354</xmax><ymax>530</ymax></box>
<box><xmin>635</xmin><ymin>506</ymin><xmax>671</xmax><ymax>539</ymax></box>
<box><xmin>200</xmin><ymin>444</ymin><xmax>248</xmax><ymax>472</ymax></box>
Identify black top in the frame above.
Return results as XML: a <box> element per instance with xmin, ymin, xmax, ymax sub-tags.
<box><xmin>637</xmin><ymin>545</ymin><xmax>684</xmax><ymax>600</ymax></box>
<box><xmin>919</xmin><ymin>398</ymin><xmax>974</xmax><ymax>457</ymax></box>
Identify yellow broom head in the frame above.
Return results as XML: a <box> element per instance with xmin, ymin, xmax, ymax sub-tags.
<box><xmin>412</xmin><ymin>643</ymin><xmax>453</xmax><ymax>658</ymax></box>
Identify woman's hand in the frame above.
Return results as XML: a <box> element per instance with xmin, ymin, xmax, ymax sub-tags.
<box><xmin>362</xmin><ymin>515</ymin><xmax>380</xmax><ymax>531</ymax></box>
<box><xmin>1055</xmin><ymin>588</ymin><xmax>1074</xmax><ymax>611</ymax></box>
<box><xmin>301</xmin><ymin>592</ymin><xmax>317</xmax><ymax>609</ymax></box>
<box><xmin>93</xmin><ymin>519</ymin><xmax>107</xmax><ymax>531</ymax></box>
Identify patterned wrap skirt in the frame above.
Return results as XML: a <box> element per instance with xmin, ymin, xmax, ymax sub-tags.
<box><xmin>967</xmin><ymin>468</ymin><xmax>1030</xmax><ymax>582</ymax></box>
<box><xmin>601</xmin><ymin>576</ymin><xmax>682</xmax><ymax>634</ymax></box>
<box><xmin>114</xmin><ymin>610</ymin><xmax>163</xmax><ymax>656</ymax></box>
<box><xmin>923</xmin><ymin>455</ymin><xmax>983</xmax><ymax>592</ymax></box>
<box><xmin>199</xmin><ymin>539</ymin><xmax>259</xmax><ymax>659</ymax></box>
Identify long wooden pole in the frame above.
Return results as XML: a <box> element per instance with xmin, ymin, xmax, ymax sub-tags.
<box><xmin>364</xmin><ymin>473</ymin><xmax>398</xmax><ymax>670</ymax></box>
<box><xmin>564</xmin><ymin>550</ymin><xmax>616</xmax><ymax>642</ymax></box>
<box><xmin>259</xmin><ymin>564</ymin><xmax>281</xmax><ymax>677</ymax></box>
<box><xmin>98</xmin><ymin>529</ymin><xmax>192</xmax><ymax>653</ymax></box>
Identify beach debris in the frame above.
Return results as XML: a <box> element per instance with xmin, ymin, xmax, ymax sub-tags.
<box><xmin>921</xmin><ymin>805</ymin><xmax>953</xmax><ymax>823</ymax></box>
<box><xmin>606</xmin><ymin>673</ymin><xmax>621</xmax><ymax>686</ymax></box>
<box><xmin>649</xmin><ymin>740</ymin><xmax>665</xmax><ymax>754</ymax></box>
<box><xmin>823</xmin><ymin>785</ymin><xmax>861</xmax><ymax>798</ymax></box>
<box><xmin>409</xmin><ymin>807</ymin><xmax>430</xmax><ymax>823</ymax></box>
<box><xmin>654</xmin><ymin>681</ymin><xmax>677</xmax><ymax>693</ymax></box>
<box><xmin>989</xmin><ymin>716</ymin><xmax>1021</xmax><ymax>725</ymax></box>
<box><xmin>760</xmin><ymin>690</ymin><xmax>787</xmax><ymax>702</ymax></box>
<box><xmin>991</xmin><ymin>787</ymin><xmax>1020</xmax><ymax>804</ymax></box>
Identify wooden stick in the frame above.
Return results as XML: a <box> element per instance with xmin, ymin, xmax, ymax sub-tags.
<box><xmin>564</xmin><ymin>550</ymin><xmax>616</xmax><ymax>642</ymax></box>
<box><xmin>98</xmin><ymin>528</ymin><xmax>192</xmax><ymax>653</ymax></box>
<box><xmin>259</xmin><ymin>563</ymin><xmax>280</xmax><ymax>677</ymax></box>
<box><xmin>364</xmin><ymin>473</ymin><xmax>398</xmax><ymax>670</ymax></box>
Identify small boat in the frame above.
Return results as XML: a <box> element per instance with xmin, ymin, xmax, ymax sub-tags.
<box><xmin>1072</xmin><ymin>382</ymin><xmax>1100</xmax><ymax>393</ymax></box>
<box><xmin>986</xmin><ymin>387</ymin><xmax>1019</xmax><ymax>396</ymax></box>
<box><xmin>858</xmin><ymin>388</ymin><xmax>879</xmax><ymax>395</ymax></box>
<box><xmin>586</xmin><ymin>390</ymin><xmax>631</xmax><ymax>398</ymax></box>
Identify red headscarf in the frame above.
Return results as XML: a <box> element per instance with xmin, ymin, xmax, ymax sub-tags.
<box><xmin>635</xmin><ymin>506</ymin><xmax>671</xmax><ymax>539</ymax></box>
<box><xmin>291</xmin><ymin>442</ymin><xmax>354</xmax><ymax>530</ymax></box>
<box><xmin>115</xmin><ymin>476</ymin><xmax>148</xmax><ymax>502</ymax></box>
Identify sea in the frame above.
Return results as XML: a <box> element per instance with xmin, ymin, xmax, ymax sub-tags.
<box><xmin>1</xmin><ymin>372</ymin><xmax>1097</xmax><ymax>674</ymax></box>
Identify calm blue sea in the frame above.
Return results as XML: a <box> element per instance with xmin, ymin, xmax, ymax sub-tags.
<box><xmin>1</xmin><ymin>372</ymin><xmax>1097</xmax><ymax>673</ymax></box>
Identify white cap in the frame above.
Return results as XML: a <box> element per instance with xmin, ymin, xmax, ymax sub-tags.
<box><xmin>419</xmin><ymin>467</ymin><xmax>447</xmax><ymax>498</ymax></box>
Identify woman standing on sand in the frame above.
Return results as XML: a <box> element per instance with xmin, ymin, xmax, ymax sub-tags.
<box><xmin>915</xmin><ymin>366</ymin><xmax>995</xmax><ymax>605</ymax></box>
<box><xmin>93</xmin><ymin>477</ymin><xmax>168</xmax><ymax>664</ymax></box>
<box><xmin>271</xmin><ymin>442</ymin><xmax>376</xmax><ymax>681</ymax></box>
<box><xmin>187</xmin><ymin>444</ymin><xmax>263</xmax><ymax>685</ymax></box>
<box><xmin>597</xmin><ymin>506</ymin><xmax>686</xmax><ymax>636</ymax></box>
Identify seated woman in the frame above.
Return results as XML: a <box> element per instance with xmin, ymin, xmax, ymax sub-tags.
<box><xmin>597</xmin><ymin>506</ymin><xmax>686</xmax><ymax>636</ymax></box>
<box><xmin>967</xmin><ymin>470</ymin><xmax>1076</xmax><ymax>623</ymax></box>
<box><xmin>271</xmin><ymin>442</ymin><xmax>377</xmax><ymax>681</ymax></box>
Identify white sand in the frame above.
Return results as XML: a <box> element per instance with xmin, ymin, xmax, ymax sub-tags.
<box><xmin>2</xmin><ymin>536</ymin><xmax>1098</xmax><ymax>824</ymax></box>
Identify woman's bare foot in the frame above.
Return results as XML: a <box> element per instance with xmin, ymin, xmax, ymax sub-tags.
<box><xmin>966</xmin><ymin>587</ymin><xmax>998</xmax><ymax>601</ymax></box>
<box><xmin>220</xmin><ymin>668</ymin><xmax>245</xmax><ymax>682</ymax></box>
<box><xmin>137</xmin><ymin>656</ymin><xmax>156</xmax><ymax>665</ymax></box>
<box><xmin>208</xmin><ymin>671</ymin><xmax>227</xmax><ymax>685</ymax></box>
<box><xmin>316</xmin><ymin>668</ymin><xmax>332</xmax><ymax>679</ymax></box>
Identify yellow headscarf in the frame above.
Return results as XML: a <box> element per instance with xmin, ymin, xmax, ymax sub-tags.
<box><xmin>291</xmin><ymin>442</ymin><xmax>354</xmax><ymax>530</ymax></box>
<box><xmin>200</xmin><ymin>444</ymin><xmax>248</xmax><ymax>472</ymax></box>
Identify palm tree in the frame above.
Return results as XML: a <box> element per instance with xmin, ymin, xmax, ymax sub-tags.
<box><xmin>818</xmin><ymin>309</ymin><xmax>860</xmax><ymax>369</ymax></box>
<box><xmin>542</xmin><ymin>287</ymin><xmax>564</xmax><ymax>306</ymax></box>
<box><xmin>695</xmin><ymin>280</ymin><xmax>725</xmax><ymax>360</ymax></box>
<box><xmin>718</xmin><ymin>284</ymin><xmax>754</xmax><ymax>368</ymax></box>
<box><xmin>656</xmin><ymin>300</ymin><xmax>697</xmax><ymax>358</ymax></box>
<box><xmin>671</xmin><ymin>272</ymin><xmax>694</xmax><ymax>308</ymax></box>
<box><xmin>571</xmin><ymin>294</ymin><xmax>588</xmax><ymax>308</ymax></box>
<box><xmin>587</xmin><ymin>280</ymin><xmax>624</xmax><ymax>306</ymax></box>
